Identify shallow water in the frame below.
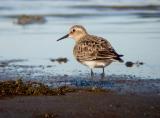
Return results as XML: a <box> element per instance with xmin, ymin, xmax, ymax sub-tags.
<box><xmin>0</xmin><ymin>0</ymin><xmax>160</xmax><ymax>81</ymax></box>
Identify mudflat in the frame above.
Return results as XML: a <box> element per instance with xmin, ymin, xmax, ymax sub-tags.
<box><xmin>0</xmin><ymin>91</ymin><xmax>160</xmax><ymax>118</ymax></box>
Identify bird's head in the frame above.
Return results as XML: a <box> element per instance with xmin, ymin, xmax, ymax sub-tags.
<box><xmin>57</xmin><ymin>25</ymin><xmax>88</xmax><ymax>42</ymax></box>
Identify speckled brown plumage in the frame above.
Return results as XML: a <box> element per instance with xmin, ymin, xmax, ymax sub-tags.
<box><xmin>73</xmin><ymin>35</ymin><xmax>123</xmax><ymax>62</ymax></box>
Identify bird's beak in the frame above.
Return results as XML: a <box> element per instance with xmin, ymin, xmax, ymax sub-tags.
<box><xmin>57</xmin><ymin>34</ymin><xmax>69</xmax><ymax>41</ymax></box>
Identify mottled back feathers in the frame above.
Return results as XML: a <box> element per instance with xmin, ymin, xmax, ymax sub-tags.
<box><xmin>73</xmin><ymin>35</ymin><xmax>123</xmax><ymax>62</ymax></box>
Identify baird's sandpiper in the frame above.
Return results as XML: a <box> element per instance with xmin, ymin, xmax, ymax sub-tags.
<box><xmin>57</xmin><ymin>25</ymin><xmax>123</xmax><ymax>78</ymax></box>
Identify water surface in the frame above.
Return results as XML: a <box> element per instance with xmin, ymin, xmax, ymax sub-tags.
<box><xmin>0</xmin><ymin>0</ymin><xmax>160</xmax><ymax>81</ymax></box>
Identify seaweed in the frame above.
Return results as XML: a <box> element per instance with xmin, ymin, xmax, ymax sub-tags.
<box><xmin>50</xmin><ymin>57</ymin><xmax>68</xmax><ymax>64</ymax></box>
<box><xmin>0</xmin><ymin>79</ymin><xmax>110</xmax><ymax>98</ymax></box>
<box><xmin>0</xmin><ymin>79</ymin><xmax>75</xmax><ymax>97</ymax></box>
<box><xmin>16</xmin><ymin>15</ymin><xmax>46</xmax><ymax>25</ymax></box>
<box><xmin>125</xmin><ymin>61</ymin><xmax>144</xmax><ymax>67</ymax></box>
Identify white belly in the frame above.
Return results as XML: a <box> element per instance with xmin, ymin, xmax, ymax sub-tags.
<box><xmin>82</xmin><ymin>60</ymin><xmax>112</xmax><ymax>69</ymax></box>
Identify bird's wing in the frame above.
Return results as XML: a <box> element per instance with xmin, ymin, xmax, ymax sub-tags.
<box><xmin>73</xmin><ymin>36</ymin><xmax>121</xmax><ymax>62</ymax></box>
<box><xmin>94</xmin><ymin>37</ymin><xmax>121</xmax><ymax>60</ymax></box>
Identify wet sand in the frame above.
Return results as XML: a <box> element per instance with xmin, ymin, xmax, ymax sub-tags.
<box><xmin>0</xmin><ymin>66</ymin><xmax>160</xmax><ymax>118</ymax></box>
<box><xmin>0</xmin><ymin>90</ymin><xmax>160</xmax><ymax>118</ymax></box>
<box><xmin>0</xmin><ymin>74</ymin><xmax>160</xmax><ymax>118</ymax></box>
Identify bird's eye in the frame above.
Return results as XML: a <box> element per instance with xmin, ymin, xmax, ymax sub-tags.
<box><xmin>72</xmin><ymin>29</ymin><xmax>75</xmax><ymax>32</ymax></box>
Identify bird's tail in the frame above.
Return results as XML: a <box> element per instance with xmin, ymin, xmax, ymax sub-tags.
<box><xmin>115</xmin><ymin>54</ymin><xmax>124</xmax><ymax>63</ymax></box>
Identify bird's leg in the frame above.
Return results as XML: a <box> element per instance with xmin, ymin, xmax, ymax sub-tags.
<box><xmin>90</xmin><ymin>69</ymin><xmax>96</xmax><ymax>89</ymax></box>
<box><xmin>101</xmin><ymin>67</ymin><xmax>105</xmax><ymax>79</ymax></box>
<box><xmin>91</xmin><ymin>69</ymin><xmax>94</xmax><ymax>79</ymax></box>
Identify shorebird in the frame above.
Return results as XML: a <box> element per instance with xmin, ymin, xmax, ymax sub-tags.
<box><xmin>57</xmin><ymin>25</ymin><xmax>123</xmax><ymax>79</ymax></box>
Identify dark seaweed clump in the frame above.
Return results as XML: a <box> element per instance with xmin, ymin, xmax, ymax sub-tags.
<box><xmin>0</xmin><ymin>59</ymin><xmax>26</xmax><ymax>67</ymax></box>
<box><xmin>16</xmin><ymin>15</ymin><xmax>46</xmax><ymax>25</ymax></box>
<box><xmin>125</xmin><ymin>61</ymin><xmax>134</xmax><ymax>67</ymax></box>
<box><xmin>125</xmin><ymin>61</ymin><xmax>144</xmax><ymax>67</ymax></box>
<box><xmin>0</xmin><ymin>79</ymin><xmax>109</xmax><ymax>97</ymax></box>
<box><xmin>50</xmin><ymin>57</ymin><xmax>68</xmax><ymax>64</ymax></box>
<box><xmin>0</xmin><ymin>79</ymin><xmax>76</xmax><ymax>97</ymax></box>
<box><xmin>0</xmin><ymin>62</ymin><xmax>8</xmax><ymax>67</ymax></box>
